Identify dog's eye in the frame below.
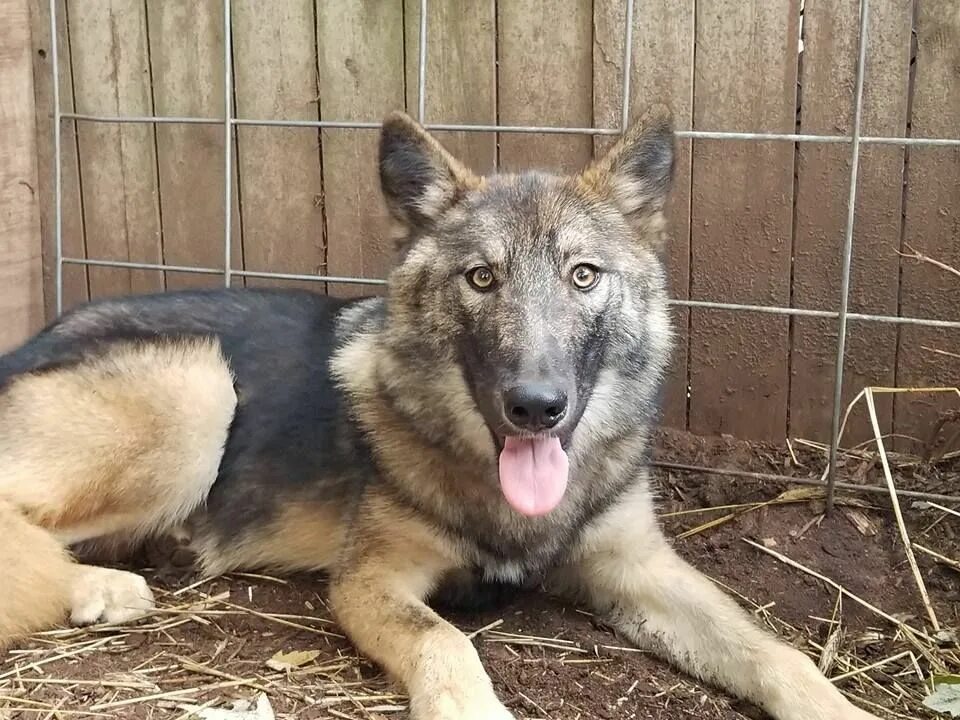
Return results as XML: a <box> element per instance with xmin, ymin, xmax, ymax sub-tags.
<box><xmin>466</xmin><ymin>266</ymin><xmax>496</xmax><ymax>291</ymax></box>
<box><xmin>571</xmin><ymin>264</ymin><xmax>600</xmax><ymax>291</ymax></box>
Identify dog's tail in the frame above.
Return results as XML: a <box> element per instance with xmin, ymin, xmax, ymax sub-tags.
<box><xmin>0</xmin><ymin>501</ymin><xmax>73</xmax><ymax>648</ymax></box>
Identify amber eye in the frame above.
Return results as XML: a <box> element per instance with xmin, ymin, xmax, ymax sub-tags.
<box><xmin>466</xmin><ymin>266</ymin><xmax>496</xmax><ymax>291</ymax></box>
<box><xmin>572</xmin><ymin>264</ymin><xmax>600</xmax><ymax>291</ymax></box>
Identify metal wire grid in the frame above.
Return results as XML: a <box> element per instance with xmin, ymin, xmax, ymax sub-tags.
<box><xmin>47</xmin><ymin>0</ymin><xmax>960</xmax><ymax>492</ymax></box>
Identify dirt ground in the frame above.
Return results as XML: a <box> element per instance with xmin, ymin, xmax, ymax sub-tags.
<box><xmin>2</xmin><ymin>429</ymin><xmax>958</xmax><ymax>720</ymax></box>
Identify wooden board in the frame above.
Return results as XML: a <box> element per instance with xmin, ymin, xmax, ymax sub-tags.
<box><xmin>69</xmin><ymin>0</ymin><xmax>164</xmax><ymax>300</ymax></box>
<box><xmin>403</xmin><ymin>0</ymin><xmax>496</xmax><ymax>175</ymax></box>
<box><xmin>790</xmin><ymin>0</ymin><xmax>911</xmax><ymax>443</ymax></box>
<box><xmin>895</xmin><ymin>0</ymin><xmax>960</xmax><ymax>454</ymax></box>
<box><xmin>593</xmin><ymin>0</ymin><xmax>695</xmax><ymax>431</ymax></box>
<box><xmin>29</xmin><ymin>0</ymin><xmax>88</xmax><ymax>318</ymax></box>
<box><xmin>147</xmin><ymin>0</ymin><xmax>242</xmax><ymax>290</ymax></box>
<box><xmin>688</xmin><ymin>1</ymin><xmax>799</xmax><ymax>441</ymax></box>
<box><xmin>0</xmin><ymin>0</ymin><xmax>44</xmax><ymax>350</ymax></box>
<box><xmin>316</xmin><ymin>0</ymin><xmax>405</xmax><ymax>298</ymax></box>
<box><xmin>232</xmin><ymin>0</ymin><xmax>325</xmax><ymax>292</ymax></box>
<box><xmin>497</xmin><ymin>0</ymin><xmax>593</xmax><ymax>174</ymax></box>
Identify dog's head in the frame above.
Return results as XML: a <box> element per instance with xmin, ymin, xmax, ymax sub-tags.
<box><xmin>378</xmin><ymin>110</ymin><xmax>675</xmax><ymax>517</ymax></box>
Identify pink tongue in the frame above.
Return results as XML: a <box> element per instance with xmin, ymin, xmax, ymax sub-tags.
<box><xmin>498</xmin><ymin>436</ymin><xmax>569</xmax><ymax>517</ymax></box>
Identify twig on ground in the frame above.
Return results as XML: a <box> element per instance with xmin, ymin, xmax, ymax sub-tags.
<box><xmin>829</xmin><ymin>650</ymin><xmax>915</xmax><ymax>683</ymax></box>
<box><xmin>921</xmin><ymin>502</ymin><xmax>960</xmax><ymax>520</ymax></box>
<box><xmin>912</xmin><ymin>543</ymin><xmax>960</xmax><ymax>573</ymax></box>
<box><xmin>864</xmin><ymin>387</ymin><xmax>940</xmax><ymax>632</ymax></box>
<box><xmin>743</xmin><ymin>538</ymin><xmax>935</xmax><ymax>644</ymax></box>
<box><xmin>652</xmin><ymin>461</ymin><xmax>960</xmax><ymax>504</ymax></box>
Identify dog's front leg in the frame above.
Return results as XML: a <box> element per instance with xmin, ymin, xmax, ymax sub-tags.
<box><xmin>328</xmin><ymin>510</ymin><xmax>513</xmax><ymax>720</ymax></box>
<box><xmin>549</xmin><ymin>487</ymin><xmax>878</xmax><ymax>720</ymax></box>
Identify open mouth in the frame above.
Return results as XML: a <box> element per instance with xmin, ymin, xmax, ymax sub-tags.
<box><xmin>496</xmin><ymin>433</ymin><xmax>570</xmax><ymax>518</ymax></box>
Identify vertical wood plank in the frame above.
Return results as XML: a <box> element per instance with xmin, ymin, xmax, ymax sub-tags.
<box><xmin>0</xmin><ymin>0</ymin><xmax>44</xmax><ymax>349</ymax></box>
<box><xmin>593</xmin><ymin>0</ymin><xmax>695</xmax><ymax>431</ymax></box>
<box><xmin>316</xmin><ymin>1</ymin><xmax>404</xmax><ymax>297</ymax></box>
<box><xmin>29</xmin><ymin>0</ymin><xmax>88</xmax><ymax>317</ymax></box>
<box><xmin>404</xmin><ymin>0</ymin><xmax>497</xmax><ymax>175</ymax></box>
<box><xmin>497</xmin><ymin>0</ymin><xmax>593</xmax><ymax>174</ymax></box>
<box><xmin>896</xmin><ymin>1</ymin><xmax>960</xmax><ymax>454</ymax></box>
<box><xmin>689</xmin><ymin>1</ymin><xmax>799</xmax><ymax>441</ymax></box>
<box><xmin>147</xmin><ymin>0</ymin><xmax>242</xmax><ymax>290</ymax></box>
<box><xmin>790</xmin><ymin>0</ymin><xmax>911</xmax><ymax>443</ymax></box>
<box><xmin>232</xmin><ymin>1</ymin><xmax>325</xmax><ymax>291</ymax></box>
<box><xmin>69</xmin><ymin>0</ymin><xmax>164</xmax><ymax>300</ymax></box>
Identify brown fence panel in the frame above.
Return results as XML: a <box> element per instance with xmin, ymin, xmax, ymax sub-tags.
<box><xmin>69</xmin><ymin>0</ymin><xmax>164</xmax><ymax>300</ymax></box>
<box><xmin>593</xmin><ymin>0</ymin><xmax>694</xmax><ymax>431</ymax></box>
<box><xmin>30</xmin><ymin>0</ymin><xmax>88</xmax><ymax>317</ymax></box>
<box><xmin>404</xmin><ymin>1</ymin><xmax>497</xmax><ymax>176</ymax></box>
<box><xmin>688</xmin><ymin>0</ymin><xmax>799</xmax><ymax>441</ymax></box>
<box><xmin>317</xmin><ymin>0</ymin><xmax>404</xmax><ymax>298</ymax></box>
<box><xmin>0</xmin><ymin>0</ymin><xmax>44</xmax><ymax>350</ymax></box>
<box><xmin>896</xmin><ymin>1</ymin><xmax>960</xmax><ymax>454</ymax></box>
<box><xmin>25</xmin><ymin>3</ymin><xmax>960</xmax><ymax>444</ymax></box>
<box><xmin>497</xmin><ymin>0</ymin><xmax>593</xmax><ymax>174</ymax></box>
<box><xmin>147</xmin><ymin>0</ymin><xmax>242</xmax><ymax>290</ymax></box>
<box><xmin>233</xmin><ymin>1</ymin><xmax>325</xmax><ymax>292</ymax></box>
<box><xmin>791</xmin><ymin>0</ymin><xmax>911</xmax><ymax>444</ymax></box>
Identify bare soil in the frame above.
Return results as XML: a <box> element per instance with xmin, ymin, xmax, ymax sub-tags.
<box><xmin>2</xmin><ymin>429</ymin><xmax>958</xmax><ymax>720</ymax></box>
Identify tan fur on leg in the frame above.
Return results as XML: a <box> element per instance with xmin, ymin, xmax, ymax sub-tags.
<box><xmin>0</xmin><ymin>502</ymin><xmax>73</xmax><ymax>647</ymax></box>
<box><xmin>550</xmin><ymin>484</ymin><xmax>879</xmax><ymax>720</ymax></box>
<box><xmin>328</xmin><ymin>496</ymin><xmax>513</xmax><ymax>720</ymax></box>
<box><xmin>0</xmin><ymin>338</ymin><xmax>236</xmax><ymax>545</ymax></box>
<box><xmin>0</xmin><ymin>339</ymin><xmax>236</xmax><ymax>641</ymax></box>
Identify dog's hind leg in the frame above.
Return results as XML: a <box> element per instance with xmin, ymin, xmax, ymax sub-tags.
<box><xmin>0</xmin><ymin>337</ymin><xmax>236</xmax><ymax>642</ymax></box>
<box><xmin>549</xmin><ymin>484</ymin><xmax>878</xmax><ymax>720</ymax></box>
<box><xmin>0</xmin><ymin>501</ymin><xmax>154</xmax><ymax>646</ymax></box>
<box><xmin>0</xmin><ymin>501</ymin><xmax>74</xmax><ymax>646</ymax></box>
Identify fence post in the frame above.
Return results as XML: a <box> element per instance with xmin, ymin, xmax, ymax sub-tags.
<box><xmin>0</xmin><ymin>0</ymin><xmax>44</xmax><ymax>349</ymax></box>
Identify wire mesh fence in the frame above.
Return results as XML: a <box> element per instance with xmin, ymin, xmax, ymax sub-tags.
<box><xmin>44</xmin><ymin>0</ymin><xmax>960</xmax><ymax>495</ymax></box>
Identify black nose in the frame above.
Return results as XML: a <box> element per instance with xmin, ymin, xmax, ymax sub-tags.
<box><xmin>503</xmin><ymin>384</ymin><xmax>568</xmax><ymax>431</ymax></box>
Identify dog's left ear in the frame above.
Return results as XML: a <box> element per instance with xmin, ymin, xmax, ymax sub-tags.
<box><xmin>379</xmin><ymin>112</ymin><xmax>480</xmax><ymax>231</ymax></box>
<box><xmin>579</xmin><ymin>105</ymin><xmax>674</xmax><ymax>223</ymax></box>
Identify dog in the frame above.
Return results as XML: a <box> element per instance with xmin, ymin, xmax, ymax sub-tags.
<box><xmin>0</xmin><ymin>108</ymin><xmax>878</xmax><ymax>720</ymax></box>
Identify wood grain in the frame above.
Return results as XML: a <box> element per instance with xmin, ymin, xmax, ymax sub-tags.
<box><xmin>790</xmin><ymin>0</ymin><xmax>911</xmax><ymax>443</ymax></box>
<box><xmin>147</xmin><ymin>0</ymin><xmax>242</xmax><ymax>290</ymax></box>
<box><xmin>896</xmin><ymin>0</ymin><xmax>960</xmax><ymax>455</ymax></box>
<box><xmin>497</xmin><ymin>0</ymin><xmax>593</xmax><ymax>174</ymax></box>
<box><xmin>593</xmin><ymin>0</ymin><xmax>695</xmax><ymax>431</ymax></box>
<box><xmin>688</xmin><ymin>0</ymin><xmax>800</xmax><ymax>441</ymax></box>
<box><xmin>316</xmin><ymin>0</ymin><xmax>404</xmax><ymax>298</ymax></box>
<box><xmin>69</xmin><ymin>0</ymin><xmax>164</xmax><ymax>300</ymax></box>
<box><xmin>29</xmin><ymin>0</ymin><xmax>88</xmax><ymax>317</ymax></box>
<box><xmin>0</xmin><ymin>0</ymin><xmax>44</xmax><ymax>349</ymax></box>
<box><xmin>233</xmin><ymin>0</ymin><xmax>325</xmax><ymax>291</ymax></box>
<box><xmin>404</xmin><ymin>0</ymin><xmax>496</xmax><ymax>175</ymax></box>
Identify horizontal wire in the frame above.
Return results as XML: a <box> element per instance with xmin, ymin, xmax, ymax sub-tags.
<box><xmin>62</xmin><ymin>258</ymin><xmax>387</xmax><ymax>286</ymax></box>
<box><xmin>56</xmin><ymin>113</ymin><xmax>960</xmax><ymax>146</ymax></box>
<box><xmin>61</xmin><ymin>258</ymin><xmax>960</xmax><ymax>328</ymax></box>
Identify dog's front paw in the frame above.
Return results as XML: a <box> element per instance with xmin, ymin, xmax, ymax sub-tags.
<box><xmin>69</xmin><ymin>566</ymin><xmax>155</xmax><ymax>626</ymax></box>
<box><xmin>409</xmin><ymin>687</ymin><xmax>514</xmax><ymax>720</ymax></box>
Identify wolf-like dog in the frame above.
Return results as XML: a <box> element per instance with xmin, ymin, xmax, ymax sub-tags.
<box><xmin>0</xmin><ymin>108</ymin><xmax>877</xmax><ymax>720</ymax></box>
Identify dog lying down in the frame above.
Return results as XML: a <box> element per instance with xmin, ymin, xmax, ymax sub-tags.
<box><xmin>0</xmin><ymin>107</ymin><xmax>879</xmax><ymax>719</ymax></box>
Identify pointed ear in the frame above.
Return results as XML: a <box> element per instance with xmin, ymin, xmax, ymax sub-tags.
<box><xmin>378</xmin><ymin>112</ymin><xmax>480</xmax><ymax>230</ymax></box>
<box><xmin>579</xmin><ymin>105</ymin><xmax>675</xmax><ymax>222</ymax></box>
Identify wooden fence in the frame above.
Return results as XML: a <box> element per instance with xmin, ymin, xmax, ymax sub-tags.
<box><xmin>6</xmin><ymin>0</ymin><xmax>960</xmax><ymax>447</ymax></box>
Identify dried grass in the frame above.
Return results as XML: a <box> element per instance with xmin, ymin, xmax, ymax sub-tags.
<box><xmin>4</xmin><ymin>414</ymin><xmax>959</xmax><ymax>718</ymax></box>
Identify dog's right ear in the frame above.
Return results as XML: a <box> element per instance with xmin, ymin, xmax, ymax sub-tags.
<box><xmin>379</xmin><ymin>112</ymin><xmax>479</xmax><ymax>231</ymax></box>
